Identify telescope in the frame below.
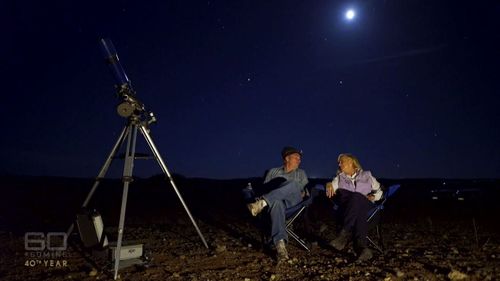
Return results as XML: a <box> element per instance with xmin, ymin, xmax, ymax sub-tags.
<box><xmin>100</xmin><ymin>38</ymin><xmax>146</xmax><ymax>118</ymax></box>
<box><xmin>66</xmin><ymin>39</ymin><xmax>208</xmax><ymax>280</ymax></box>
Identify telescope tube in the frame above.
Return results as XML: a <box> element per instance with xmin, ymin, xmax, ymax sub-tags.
<box><xmin>100</xmin><ymin>38</ymin><xmax>132</xmax><ymax>91</ymax></box>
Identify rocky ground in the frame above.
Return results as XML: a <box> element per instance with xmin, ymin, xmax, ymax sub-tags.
<box><xmin>1</xmin><ymin>176</ymin><xmax>499</xmax><ymax>280</ymax></box>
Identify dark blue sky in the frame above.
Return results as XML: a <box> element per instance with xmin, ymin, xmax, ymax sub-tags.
<box><xmin>2</xmin><ymin>1</ymin><xmax>499</xmax><ymax>179</ymax></box>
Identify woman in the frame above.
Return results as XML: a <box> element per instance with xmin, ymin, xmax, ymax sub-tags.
<box><xmin>325</xmin><ymin>153</ymin><xmax>382</xmax><ymax>261</ymax></box>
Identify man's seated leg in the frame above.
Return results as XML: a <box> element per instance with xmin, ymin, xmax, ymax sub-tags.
<box><xmin>268</xmin><ymin>200</ymin><xmax>289</xmax><ymax>262</ymax></box>
<box><xmin>247</xmin><ymin>181</ymin><xmax>303</xmax><ymax>217</ymax></box>
<box><xmin>263</xmin><ymin>181</ymin><xmax>303</xmax><ymax>208</ymax></box>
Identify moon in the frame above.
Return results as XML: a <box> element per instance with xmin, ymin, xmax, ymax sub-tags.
<box><xmin>345</xmin><ymin>9</ymin><xmax>356</xmax><ymax>20</ymax></box>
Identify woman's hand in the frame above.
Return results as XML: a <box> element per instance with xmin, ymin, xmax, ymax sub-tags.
<box><xmin>326</xmin><ymin>182</ymin><xmax>335</xmax><ymax>198</ymax></box>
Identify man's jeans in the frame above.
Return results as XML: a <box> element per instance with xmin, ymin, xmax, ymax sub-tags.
<box><xmin>262</xmin><ymin>181</ymin><xmax>303</xmax><ymax>245</ymax></box>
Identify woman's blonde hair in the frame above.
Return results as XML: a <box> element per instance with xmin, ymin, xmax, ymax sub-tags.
<box><xmin>337</xmin><ymin>153</ymin><xmax>362</xmax><ymax>172</ymax></box>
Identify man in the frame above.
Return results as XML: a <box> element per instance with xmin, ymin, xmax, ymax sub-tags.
<box><xmin>247</xmin><ymin>146</ymin><xmax>309</xmax><ymax>262</ymax></box>
<box><xmin>326</xmin><ymin>153</ymin><xmax>382</xmax><ymax>262</ymax></box>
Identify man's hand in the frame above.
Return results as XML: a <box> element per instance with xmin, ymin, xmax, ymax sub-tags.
<box><xmin>326</xmin><ymin>182</ymin><xmax>335</xmax><ymax>198</ymax></box>
<box><xmin>366</xmin><ymin>194</ymin><xmax>375</xmax><ymax>201</ymax></box>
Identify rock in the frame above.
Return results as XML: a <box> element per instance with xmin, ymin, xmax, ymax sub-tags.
<box><xmin>396</xmin><ymin>270</ymin><xmax>405</xmax><ymax>277</ymax></box>
<box><xmin>319</xmin><ymin>224</ymin><xmax>328</xmax><ymax>233</ymax></box>
<box><xmin>89</xmin><ymin>268</ymin><xmax>98</xmax><ymax>277</ymax></box>
<box><xmin>448</xmin><ymin>270</ymin><xmax>467</xmax><ymax>280</ymax></box>
<box><xmin>216</xmin><ymin>244</ymin><xmax>227</xmax><ymax>253</ymax></box>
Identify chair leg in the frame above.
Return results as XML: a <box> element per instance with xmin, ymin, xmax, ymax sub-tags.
<box><xmin>366</xmin><ymin>235</ymin><xmax>383</xmax><ymax>254</ymax></box>
<box><xmin>256</xmin><ymin>214</ymin><xmax>271</xmax><ymax>250</ymax></box>
<box><xmin>366</xmin><ymin>225</ymin><xmax>384</xmax><ymax>254</ymax></box>
<box><xmin>287</xmin><ymin>228</ymin><xmax>310</xmax><ymax>251</ymax></box>
<box><xmin>286</xmin><ymin>206</ymin><xmax>310</xmax><ymax>251</ymax></box>
<box><xmin>377</xmin><ymin>223</ymin><xmax>385</xmax><ymax>254</ymax></box>
<box><xmin>261</xmin><ymin>231</ymin><xmax>266</xmax><ymax>250</ymax></box>
<box><xmin>286</xmin><ymin>207</ymin><xmax>306</xmax><ymax>228</ymax></box>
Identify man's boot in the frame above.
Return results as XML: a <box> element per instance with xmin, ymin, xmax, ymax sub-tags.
<box><xmin>247</xmin><ymin>199</ymin><xmax>267</xmax><ymax>216</ymax></box>
<box><xmin>275</xmin><ymin>239</ymin><xmax>289</xmax><ymax>262</ymax></box>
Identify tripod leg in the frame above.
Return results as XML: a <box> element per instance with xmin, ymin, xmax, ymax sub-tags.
<box><xmin>66</xmin><ymin>125</ymin><xmax>129</xmax><ymax>237</ymax></box>
<box><xmin>113</xmin><ymin>124</ymin><xmax>138</xmax><ymax>280</ymax></box>
<box><xmin>139</xmin><ymin>125</ymin><xmax>209</xmax><ymax>249</ymax></box>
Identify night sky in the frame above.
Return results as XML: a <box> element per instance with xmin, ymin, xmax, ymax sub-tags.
<box><xmin>2</xmin><ymin>1</ymin><xmax>499</xmax><ymax>179</ymax></box>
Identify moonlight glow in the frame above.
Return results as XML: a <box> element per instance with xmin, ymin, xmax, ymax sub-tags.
<box><xmin>345</xmin><ymin>9</ymin><xmax>356</xmax><ymax>20</ymax></box>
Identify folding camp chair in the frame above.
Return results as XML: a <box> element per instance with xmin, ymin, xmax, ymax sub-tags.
<box><xmin>242</xmin><ymin>183</ymin><xmax>316</xmax><ymax>251</ymax></box>
<box><xmin>365</xmin><ymin>184</ymin><xmax>400</xmax><ymax>254</ymax></box>
<box><xmin>318</xmin><ymin>183</ymin><xmax>400</xmax><ymax>254</ymax></box>
<box><xmin>284</xmin><ymin>194</ymin><xmax>314</xmax><ymax>251</ymax></box>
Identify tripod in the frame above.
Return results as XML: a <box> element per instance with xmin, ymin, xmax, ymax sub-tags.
<box><xmin>67</xmin><ymin>114</ymin><xmax>208</xmax><ymax>280</ymax></box>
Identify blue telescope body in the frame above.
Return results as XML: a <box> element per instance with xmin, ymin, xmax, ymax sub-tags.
<box><xmin>100</xmin><ymin>38</ymin><xmax>133</xmax><ymax>93</ymax></box>
<box><xmin>100</xmin><ymin>38</ymin><xmax>145</xmax><ymax>117</ymax></box>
